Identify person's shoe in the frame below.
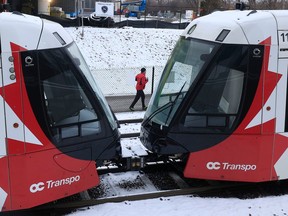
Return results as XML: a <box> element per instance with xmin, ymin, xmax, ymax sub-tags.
<box><xmin>142</xmin><ymin>106</ymin><xmax>147</xmax><ymax>110</ymax></box>
<box><xmin>129</xmin><ymin>107</ymin><xmax>135</xmax><ymax>111</ymax></box>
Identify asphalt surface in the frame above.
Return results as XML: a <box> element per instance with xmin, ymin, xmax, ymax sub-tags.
<box><xmin>106</xmin><ymin>94</ymin><xmax>152</xmax><ymax>113</ymax></box>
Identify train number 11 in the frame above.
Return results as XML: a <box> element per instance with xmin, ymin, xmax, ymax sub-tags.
<box><xmin>281</xmin><ymin>32</ymin><xmax>288</xmax><ymax>43</ymax></box>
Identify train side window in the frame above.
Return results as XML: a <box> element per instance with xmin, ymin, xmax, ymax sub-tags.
<box><xmin>43</xmin><ymin>72</ymin><xmax>101</xmax><ymax>138</ymax></box>
<box><xmin>183</xmin><ymin>45</ymin><xmax>248</xmax><ymax>132</ymax></box>
<box><xmin>39</xmin><ymin>54</ymin><xmax>101</xmax><ymax>139</ymax></box>
<box><xmin>22</xmin><ymin>47</ymin><xmax>102</xmax><ymax>143</ymax></box>
<box><xmin>43</xmin><ymin>72</ymin><xmax>86</xmax><ymax>124</ymax></box>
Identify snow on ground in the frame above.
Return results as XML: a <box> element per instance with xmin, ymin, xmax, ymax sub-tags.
<box><xmin>66</xmin><ymin>27</ymin><xmax>288</xmax><ymax>216</ymax></box>
<box><xmin>66</xmin><ymin>27</ymin><xmax>181</xmax><ymax>70</ymax></box>
<box><xmin>69</xmin><ymin>194</ymin><xmax>288</xmax><ymax>216</ymax></box>
<box><xmin>66</xmin><ymin>27</ymin><xmax>182</xmax><ymax>96</ymax></box>
<box><xmin>116</xmin><ymin>111</ymin><xmax>145</xmax><ymax>120</ymax></box>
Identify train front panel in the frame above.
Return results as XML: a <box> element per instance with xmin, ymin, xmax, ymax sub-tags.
<box><xmin>0</xmin><ymin>12</ymin><xmax>120</xmax><ymax>211</ymax></box>
<box><xmin>141</xmin><ymin>10</ymin><xmax>288</xmax><ymax>182</ymax></box>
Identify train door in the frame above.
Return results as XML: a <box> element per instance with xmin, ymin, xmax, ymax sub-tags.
<box><xmin>238</xmin><ymin>41</ymin><xmax>279</xmax><ymax>182</ymax></box>
<box><xmin>3</xmin><ymin>45</ymin><xmax>26</xmax><ymax>154</ymax></box>
<box><xmin>273</xmin><ymin>30</ymin><xmax>288</xmax><ymax>180</ymax></box>
<box><xmin>0</xmin><ymin>41</ymin><xmax>10</xmax><ymax>211</ymax></box>
<box><xmin>255</xmin><ymin>42</ymin><xmax>278</xmax><ymax>181</ymax></box>
<box><xmin>1</xmin><ymin>44</ymin><xmax>27</xmax><ymax>210</ymax></box>
<box><xmin>260</xmin><ymin>46</ymin><xmax>278</xmax><ymax>135</ymax></box>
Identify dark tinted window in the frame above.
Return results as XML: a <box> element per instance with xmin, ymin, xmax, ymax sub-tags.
<box><xmin>21</xmin><ymin>45</ymin><xmax>102</xmax><ymax>144</ymax></box>
<box><xmin>183</xmin><ymin>44</ymin><xmax>263</xmax><ymax>133</ymax></box>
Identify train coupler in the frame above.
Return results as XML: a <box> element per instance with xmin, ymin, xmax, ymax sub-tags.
<box><xmin>126</xmin><ymin>156</ymin><xmax>145</xmax><ymax>171</ymax></box>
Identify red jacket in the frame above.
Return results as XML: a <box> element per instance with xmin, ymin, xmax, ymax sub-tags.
<box><xmin>135</xmin><ymin>73</ymin><xmax>148</xmax><ymax>90</ymax></box>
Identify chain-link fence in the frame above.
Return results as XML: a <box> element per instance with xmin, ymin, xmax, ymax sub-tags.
<box><xmin>39</xmin><ymin>13</ymin><xmax>190</xmax><ymax>29</ymax></box>
<box><xmin>92</xmin><ymin>65</ymin><xmax>163</xmax><ymax>96</ymax></box>
<box><xmin>92</xmin><ymin>65</ymin><xmax>165</xmax><ymax>112</ymax></box>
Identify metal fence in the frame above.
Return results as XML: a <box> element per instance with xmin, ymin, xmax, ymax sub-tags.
<box><xmin>93</xmin><ymin>65</ymin><xmax>164</xmax><ymax>96</ymax></box>
<box><xmin>92</xmin><ymin>66</ymin><xmax>165</xmax><ymax>112</ymax></box>
<box><xmin>113</xmin><ymin>19</ymin><xmax>190</xmax><ymax>29</ymax></box>
<box><xmin>39</xmin><ymin>13</ymin><xmax>190</xmax><ymax>29</ymax></box>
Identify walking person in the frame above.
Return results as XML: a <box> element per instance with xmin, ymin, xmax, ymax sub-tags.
<box><xmin>129</xmin><ymin>68</ymin><xmax>148</xmax><ymax>111</ymax></box>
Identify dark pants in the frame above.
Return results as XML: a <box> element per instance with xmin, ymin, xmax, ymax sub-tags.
<box><xmin>130</xmin><ymin>90</ymin><xmax>145</xmax><ymax>108</ymax></box>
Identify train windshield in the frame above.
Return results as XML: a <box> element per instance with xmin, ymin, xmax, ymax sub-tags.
<box><xmin>145</xmin><ymin>37</ymin><xmax>218</xmax><ymax>126</ymax></box>
<box><xmin>145</xmin><ymin>37</ymin><xmax>258</xmax><ymax>131</ymax></box>
<box><xmin>22</xmin><ymin>42</ymin><xmax>117</xmax><ymax>144</ymax></box>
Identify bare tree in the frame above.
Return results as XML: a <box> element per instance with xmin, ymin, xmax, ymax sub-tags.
<box><xmin>254</xmin><ymin>0</ymin><xmax>286</xmax><ymax>9</ymax></box>
<box><xmin>246</xmin><ymin>0</ymin><xmax>257</xmax><ymax>9</ymax></box>
<box><xmin>200</xmin><ymin>0</ymin><xmax>224</xmax><ymax>15</ymax></box>
<box><xmin>147</xmin><ymin>0</ymin><xmax>287</xmax><ymax>17</ymax></box>
<box><xmin>147</xmin><ymin>0</ymin><xmax>197</xmax><ymax>14</ymax></box>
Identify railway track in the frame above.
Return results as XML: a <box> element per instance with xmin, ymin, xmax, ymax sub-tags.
<box><xmin>32</xmin><ymin>177</ymin><xmax>288</xmax><ymax>216</ymax></box>
<box><xmin>34</xmin><ymin>180</ymin><xmax>254</xmax><ymax>215</ymax></box>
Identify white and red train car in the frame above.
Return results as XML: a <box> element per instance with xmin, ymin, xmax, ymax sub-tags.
<box><xmin>141</xmin><ymin>9</ymin><xmax>288</xmax><ymax>182</ymax></box>
<box><xmin>0</xmin><ymin>11</ymin><xmax>120</xmax><ymax>211</ymax></box>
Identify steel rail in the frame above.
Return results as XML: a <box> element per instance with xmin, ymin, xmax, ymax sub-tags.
<box><xmin>34</xmin><ymin>181</ymin><xmax>252</xmax><ymax>212</ymax></box>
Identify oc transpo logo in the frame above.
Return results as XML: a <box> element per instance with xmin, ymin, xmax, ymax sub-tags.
<box><xmin>206</xmin><ymin>162</ymin><xmax>221</xmax><ymax>170</ymax></box>
<box><xmin>30</xmin><ymin>182</ymin><xmax>45</xmax><ymax>193</ymax></box>
<box><xmin>206</xmin><ymin>162</ymin><xmax>257</xmax><ymax>172</ymax></box>
<box><xmin>29</xmin><ymin>175</ymin><xmax>81</xmax><ymax>193</ymax></box>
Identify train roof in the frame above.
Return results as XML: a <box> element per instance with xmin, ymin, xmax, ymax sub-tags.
<box><xmin>0</xmin><ymin>12</ymin><xmax>73</xmax><ymax>53</ymax></box>
<box><xmin>183</xmin><ymin>10</ymin><xmax>288</xmax><ymax>46</ymax></box>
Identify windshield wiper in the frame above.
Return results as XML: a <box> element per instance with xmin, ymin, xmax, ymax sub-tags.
<box><xmin>142</xmin><ymin>82</ymin><xmax>187</xmax><ymax>128</ymax></box>
<box><xmin>164</xmin><ymin>82</ymin><xmax>186</xmax><ymax>125</ymax></box>
<box><xmin>142</xmin><ymin>101</ymin><xmax>174</xmax><ymax>127</ymax></box>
